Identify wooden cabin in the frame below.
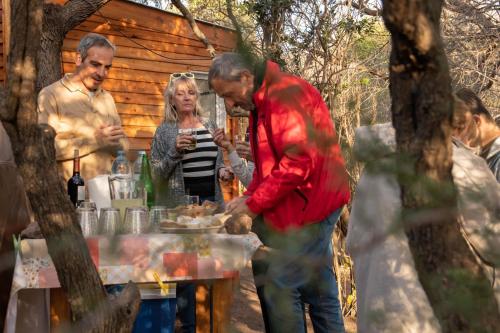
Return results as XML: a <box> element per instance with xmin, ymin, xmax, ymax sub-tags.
<box><xmin>1</xmin><ymin>0</ymin><xmax>237</xmax><ymax>150</ymax></box>
<box><xmin>0</xmin><ymin>0</ymin><xmax>242</xmax><ymax>197</ymax></box>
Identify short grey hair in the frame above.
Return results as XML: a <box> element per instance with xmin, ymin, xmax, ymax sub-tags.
<box><xmin>77</xmin><ymin>33</ymin><xmax>116</xmax><ymax>61</ymax></box>
<box><xmin>208</xmin><ymin>52</ymin><xmax>253</xmax><ymax>88</ymax></box>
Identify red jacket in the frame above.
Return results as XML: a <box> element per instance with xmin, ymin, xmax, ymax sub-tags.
<box><xmin>245</xmin><ymin>61</ymin><xmax>350</xmax><ymax>231</ymax></box>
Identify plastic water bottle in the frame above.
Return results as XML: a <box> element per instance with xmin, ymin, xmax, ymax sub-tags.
<box><xmin>111</xmin><ymin>150</ymin><xmax>131</xmax><ymax>176</ymax></box>
<box><xmin>133</xmin><ymin>150</ymin><xmax>146</xmax><ymax>181</ymax></box>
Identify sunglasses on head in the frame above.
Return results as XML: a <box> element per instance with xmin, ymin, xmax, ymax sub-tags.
<box><xmin>170</xmin><ymin>72</ymin><xmax>195</xmax><ymax>81</ymax></box>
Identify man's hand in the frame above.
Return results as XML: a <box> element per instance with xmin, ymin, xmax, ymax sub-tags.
<box><xmin>213</xmin><ymin>128</ymin><xmax>235</xmax><ymax>153</ymax></box>
<box><xmin>225</xmin><ymin>213</ymin><xmax>253</xmax><ymax>234</ymax></box>
<box><xmin>235</xmin><ymin>141</ymin><xmax>253</xmax><ymax>162</ymax></box>
<box><xmin>95</xmin><ymin>124</ymin><xmax>125</xmax><ymax>147</ymax></box>
<box><xmin>225</xmin><ymin>195</ymin><xmax>257</xmax><ymax>218</ymax></box>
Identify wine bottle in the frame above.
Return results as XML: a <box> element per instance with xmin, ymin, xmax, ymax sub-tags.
<box><xmin>140</xmin><ymin>152</ymin><xmax>155</xmax><ymax>208</ymax></box>
<box><xmin>67</xmin><ymin>149</ymin><xmax>85</xmax><ymax>207</ymax></box>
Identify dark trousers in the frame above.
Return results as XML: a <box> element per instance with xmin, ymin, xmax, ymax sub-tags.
<box><xmin>176</xmin><ymin>283</ymin><xmax>196</xmax><ymax>333</ymax></box>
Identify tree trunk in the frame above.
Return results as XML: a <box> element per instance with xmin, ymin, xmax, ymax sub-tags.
<box><xmin>1</xmin><ymin>0</ymin><xmax>140</xmax><ymax>331</ymax></box>
<box><xmin>382</xmin><ymin>0</ymin><xmax>499</xmax><ymax>331</ymax></box>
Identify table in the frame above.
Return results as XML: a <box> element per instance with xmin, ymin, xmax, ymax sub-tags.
<box><xmin>5</xmin><ymin>233</ymin><xmax>262</xmax><ymax>333</ymax></box>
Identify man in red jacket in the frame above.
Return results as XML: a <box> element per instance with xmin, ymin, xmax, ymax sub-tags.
<box><xmin>209</xmin><ymin>53</ymin><xmax>350</xmax><ymax>333</ymax></box>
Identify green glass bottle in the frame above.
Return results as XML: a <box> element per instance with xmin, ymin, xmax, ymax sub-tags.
<box><xmin>140</xmin><ymin>152</ymin><xmax>155</xmax><ymax>208</ymax></box>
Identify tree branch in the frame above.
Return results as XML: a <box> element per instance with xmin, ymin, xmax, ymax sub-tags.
<box><xmin>347</xmin><ymin>0</ymin><xmax>382</xmax><ymax>17</ymax></box>
<box><xmin>445</xmin><ymin>0</ymin><xmax>498</xmax><ymax>31</ymax></box>
<box><xmin>61</xmin><ymin>0</ymin><xmax>112</xmax><ymax>35</ymax></box>
<box><xmin>171</xmin><ymin>0</ymin><xmax>216</xmax><ymax>58</ymax></box>
<box><xmin>225</xmin><ymin>0</ymin><xmax>244</xmax><ymax>48</ymax></box>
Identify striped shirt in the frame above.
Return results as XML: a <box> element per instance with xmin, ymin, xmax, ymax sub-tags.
<box><xmin>182</xmin><ymin>128</ymin><xmax>218</xmax><ymax>197</ymax></box>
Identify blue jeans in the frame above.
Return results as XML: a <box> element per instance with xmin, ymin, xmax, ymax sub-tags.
<box><xmin>251</xmin><ymin>209</ymin><xmax>345</xmax><ymax>333</ymax></box>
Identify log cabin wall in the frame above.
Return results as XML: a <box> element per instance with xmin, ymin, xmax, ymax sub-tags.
<box><xmin>0</xmin><ymin>0</ymin><xmax>9</xmax><ymax>85</ymax></box>
<box><xmin>1</xmin><ymin>0</ymin><xmax>235</xmax><ymax>150</ymax></box>
<box><xmin>62</xmin><ymin>0</ymin><xmax>236</xmax><ymax>150</ymax></box>
<box><xmin>1</xmin><ymin>0</ymin><xmax>240</xmax><ymax>198</ymax></box>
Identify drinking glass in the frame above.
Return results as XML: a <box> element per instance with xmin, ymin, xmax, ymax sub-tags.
<box><xmin>184</xmin><ymin>195</ymin><xmax>200</xmax><ymax>206</ymax></box>
<box><xmin>124</xmin><ymin>206</ymin><xmax>149</xmax><ymax>234</ymax></box>
<box><xmin>99</xmin><ymin>207</ymin><xmax>121</xmax><ymax>236</ymax></box>
<box><xmin>77</xmin><ymin>200</ymin><xmax>97</xmax><ymax>210</ymax></box>
<box><xmin>108</xmin><ymin>175</ymin><xmax>144</xmax><ymax>222</ymax></box>
<box><xmin>149</xmin><ymin>206</ymin><xmax>167</xmax><ymax>232</ymax></box>
<box><xmin>178</xmin><ymin>128</ymin><xmax>196</xmax><ymax>151</ymax></box>
<box><xmin>77</xmin><ymin>207</ymin><xmax>98</xmax><ymax>237</ymax></box>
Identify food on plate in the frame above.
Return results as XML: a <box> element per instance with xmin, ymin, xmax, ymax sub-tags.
<box><xmin>160</xmin><ymin>212</ymin><xmax>229</xmax><ymax>231</ymax></box>
<box><xmin>159</xmin><ymin>219</ymin><xmax>186</xmax><ymax>228</ymax></box>
<box><xmin>225</xmin><ymin>214</ymin><xmax>252</xmax><ymax>234</ymax></box>
<box><xmin>169</xmin><ymin>201</ymin><xmax>221</xmax><ymax>218</ymax></box>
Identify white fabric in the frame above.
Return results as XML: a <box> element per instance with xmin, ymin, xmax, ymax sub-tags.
<box><xmin>347</xmin><ymin>123</ymin><xmax>500</xmax><ymax>333</ymax></box>
<box><xmin>87</xmin><ymin>174</ymin><xmax>111</xmax><ymax>212</ymax></box>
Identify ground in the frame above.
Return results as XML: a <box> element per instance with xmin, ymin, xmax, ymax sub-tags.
<box><xmin>228</xmin><ymin>265</ymin><xmax>357</xmax><ymax>333</ymax></box>
<box><xmin>175</xmin><ymin>264</ymin><xmax>356</xmax><ymax>332</ymax></box>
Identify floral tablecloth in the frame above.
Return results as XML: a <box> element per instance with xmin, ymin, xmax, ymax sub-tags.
<box><xmin>5</xmin><ymin>232</ymin><xmax>262</xmax><ymax>333</ymax></box>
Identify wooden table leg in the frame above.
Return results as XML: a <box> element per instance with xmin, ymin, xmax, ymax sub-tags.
<box><xmin>211</xmin><ymin>274</ymin><xmax>239</xmax><ymax>333</ymax></box>
<box><xmin>196</xmin><ymin>283</ymin><xmax>211</xmax><ymax>333</ymax></box>
<box><xmin>49</xmin><ymin>288</ymin><xmax>71</xmax><ymax>333</ymax></box>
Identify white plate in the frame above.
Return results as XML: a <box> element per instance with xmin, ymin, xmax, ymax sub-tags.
<box><xmin>159</xmin><ymin>225</ymin><xmax>225</xmax><ymax>234</ymax></box>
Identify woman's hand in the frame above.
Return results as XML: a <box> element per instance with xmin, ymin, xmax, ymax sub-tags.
<box><xmin>218</xmin><ymin>166</ymin><xmax>234</xmax><ymax>182</ymax></box>
<box><xmin>176</xmin><ymin>133</ymin><xmax>194</xmax><ymax>152</ymax></box>
<box><xmin>213</xmin><ymin>128</ymin><xmax>235</xmax><ymax>153</ymax></box>
<box><xmin>235</xmin><ymin>141</ymin><xmax>253</xmax><ymax>162</ymax></box>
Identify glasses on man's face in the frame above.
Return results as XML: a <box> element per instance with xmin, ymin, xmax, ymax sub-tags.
<box><xmin>170</xmin><ymin>72</ymin><xmax>195</xmax><ymax>81</ymax></box>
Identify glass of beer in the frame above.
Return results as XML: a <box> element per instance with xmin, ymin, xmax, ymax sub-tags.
<box><xmin>179</xmin><ymin>128</ymin><xmax>196</xmax><ymax>151</ymax></box>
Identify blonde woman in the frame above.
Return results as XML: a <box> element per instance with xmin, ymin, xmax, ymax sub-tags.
<box><xmin>150</xmin><ymin>72</ymin><xmax>231</xmax><ymax>332</ymax></box>
<box><xmin>151</xmin><ymin>72</ymin><xmax>232</xmax><ymax>207</ymax></box>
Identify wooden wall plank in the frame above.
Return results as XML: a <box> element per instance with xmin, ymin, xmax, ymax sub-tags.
<box><xmin>76</xmin><ymin>16</ymin><xmax>234</xmax><ymax>51</ymax></box>
<box><xmin>62</xmin><ymin>51</ymin><xmax>211</xmax><ymax>76</ymax></box>
<box><xmin>116</xmin><ymin>103</ymin><xmax>164</xmax><ymax>117</ymax></box>
<box><xmin>120</xmin><ymin>114</ymin><xmax>162</xmax><ymax>127</ymax></box>
<box><xmin>112</xmin><ymin>91</ymin><xmax>164</xmax><ymax>106</ymax></box>
<box><xmin>102</xmin><ymin>79</ymin><xmax>166</xmax><ymax>96</ymax></box>
<box><xmin>128</xmin><ymin>137</ymin><xmax>154</xmax><ymax>150</ymax></box>
<box><xmin>97</xmin><ymin>0</ymin><xmax>236</xmax><ymax>49</ymax></box>
<box><xmin>123</xmin><ymin>126</ymin><xmax>156</xmax><ymax>138</ymax></box>
<box><xmin>63</xmin><ymin>63</ymin><xmax>205</xmax><ymax>83</ymax></box>
<box><xmin>63</xmin><ymin>38</ymin><xmax>213</xmax><ymax>65</ymax></box>
<box><xmin>1</xmin><ymin>0</ymin><xmax>10</xmax><ymax>85</ymax></box>
<box><xmin>64</xmin><ymin>30</ymin><xmax>230</xmax><ymax>60</ymax></box>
